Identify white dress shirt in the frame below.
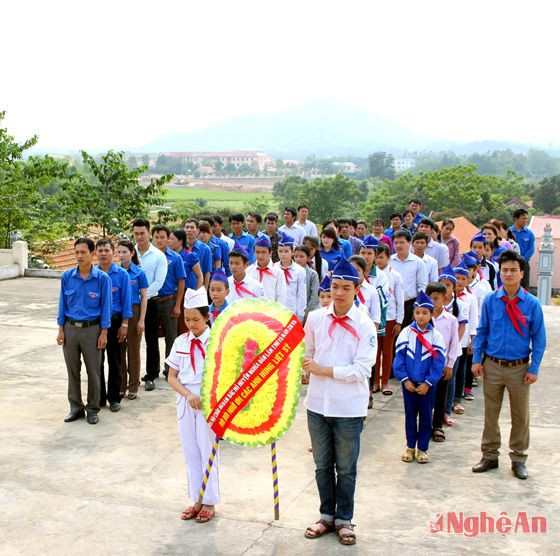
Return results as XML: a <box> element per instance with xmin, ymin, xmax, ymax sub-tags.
<box><xmin>357</xmin><ymin>279</ymin><xmax>381</xmax><ymax>325</ymax></box>
<box><xmin>389</xmin><ymin>252</ymin><xmax>427</xmax><ymax>301</ymax></box>
<box><xmin>165</xmin><ymin>327</ymin><xmax>210</xmax><ymax>386</ymax></box>
<box><xmin>383</xmin><ymin>265</ymin><xmax>405</xmax><ymax>324</ymax></box>
<box><xmin>425</xmin><ymin>238</ymin><xmax>449</xmax><ymax>270</ymax></box>
<box><xmin>298</xmin><ymin>219</ymin><xmax>318</xmax><ymax>238</ymax></box>
<box><xmin>468</xmin><ymin>276</ymin><xmax>492</xmax><ymax>313</ymax></box>
<box><xmin>226</xmin><ymin>274</ymin><xmax>265</xmax><ymax>303</ymax></box>
<box><xmin>246</xmin><ymin>260</ymin><xmax>286</xmax><ymax>304</ymax></box>
<box><xmin>278</xmin><ymin>223</ymin><xmax>306</xmax><ymax>245</ymax></box>
<box><xmin>274</xmin><ymin>261</ymin><xmax>306</xmax><ymax>321</ymax></box>
<box><xmin>304</xmin><ymin>303</ymin><xmax>377</xmax><ymax>417</ymax></box>
<box><xmin>456</xmin><ymin>290</ymin><xmax>479</xmax><ymax>347</ymax></box>
<box><xmin>218</xmin><ymin>232</ymin><xmax>235</xmax><ymax>250</ymax></box>
<box><xmin>418</xmin><ymin>253</ymin><xmax>438</xmax><ymax>284</ymax></box>
<box><xmin>136</xmin><ymin>242</ymin><xmax>168</xmax><ymax>299</ymax></box>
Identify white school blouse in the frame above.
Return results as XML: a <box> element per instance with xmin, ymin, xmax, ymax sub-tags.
<box><xmin>274</xmin><ymin>261</ymin><xmax>307</xmax><ymax>321</ymax></box>
<box><xmin>246</xmin><ymin>260</ymin><xmax>286</xmax><ymax>304</ymax></box>
<box><xmin>304</xmin><ymin>303</ymin><xmax>377</xmax><ymax>418</ymax></box>
<box><xmin>165</xmin><ymin>327</ymin><xmax>210</xmax><ymax>387</ymax></box>
<box><xmin>226</xmin><ymin>274</ymin><xmax>265</xmax><ymax>303</ymax></box>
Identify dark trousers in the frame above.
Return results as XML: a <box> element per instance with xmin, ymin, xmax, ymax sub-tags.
<box><xmin>402</xmin><ymin>384</ymin><xmax>436</xmax><ymax>452</ymax></box>
<box><xmin>432</xmin><ymin>378</ymin><xmax>450</xmax><ymax>429</ymax></box>
<box><xmin>307</xmin><ymin>410</ymin><xmax>364</xmax><ymax>525</ymax></box>
<box><xmin>402</xmin><ymin>298</ymin><xmax>416</xmax><ymax>329</ymax></box>
<box><xmin>100</xmin><ymin>316</ymin><xmax>124</xmax><ymax>405</ymax></box>
<box><xmin>63</xmin><ymin>322</ymin><xmax>102</xmax><ymax>414</ymax></box>
<box><xmin>145</xmin><ymin>297</ymin><xmax>178</xmax><ymax>380</ymax></box>
<box><xmin>464</xmin><ymin>352</ymin><xmax>474</xmax><ymax>390</ymax></box>
<box><xmin>454</xmin><ymin>347</ymin><xmax>468</xmax><ymax>403</ymax></box>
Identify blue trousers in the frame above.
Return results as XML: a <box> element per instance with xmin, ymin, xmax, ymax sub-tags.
<box><xmin>307</xmin><ymin>410</ymin><xmax>364</xmax><ymax>525</ymax></box>
<box><xmin>402</xmin><ymin>385</ymin><xmax>436</xmax><ymax>452</ymax></box>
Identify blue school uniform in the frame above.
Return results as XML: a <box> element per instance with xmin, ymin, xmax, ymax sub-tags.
<box><xmin>338</xmin><ymin>237</ymin><xmax>352</xmax><ymax>259</ymax></box>
<box><xmin>320</xmin><ymin>248</ymin><xmax>344</xmax><ymax>271</ymax></box>
<box><xmin>209</xmin><ymin>300</ymin><xmax>228</xmax><ymax>325</ymax></box>
<box><xmin>125</xmin><ymin>262</ymin><xmax>148</xmax><ymax>305</ymax></box>
<box><xmin>179</xmin><ymin>249</ymin><xmax>201</xmax><ymax>290</ymax></box>
<box><xmin>393</xmin><ymin>321</ymin><xmax>446</xmax><ymax>452</ymax></box>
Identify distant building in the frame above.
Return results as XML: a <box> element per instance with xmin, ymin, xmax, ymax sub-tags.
<box><xmin>506</xmin><ymin>198</ymin><xmax>533</xmax><ymax>211</ymax></box>
<box><xmin>393</xmin><ymin>157</ymin><xmax>416</xmax><ymax>173</ymax></box>
<box><xmin>333</xmin><ymin>161</ymin><xmax>359</xmax><ymax>174</ymax></box>
<box><xmin>162</xmin><ymin>151</ymin><xmax>272</xmax><ymax>172</ymax></box>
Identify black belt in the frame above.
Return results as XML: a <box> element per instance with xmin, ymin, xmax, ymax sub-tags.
<box><xmin>153</xmin><ymin>294</ymin><xmax>176</xmax><ymax>302</ymax></box>
<box><xmin>485</xmin><ymin>355</ymin><xmax>530</xmax><ymax>368</ymax></box>
<box><xmin>66</xmin><ymin>318</ymin><xmax>100</xmax><ymax>328</ymax></box>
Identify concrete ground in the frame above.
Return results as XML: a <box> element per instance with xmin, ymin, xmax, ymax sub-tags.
<box><xmin>0</xmin><ymin>277</ymin><xmax>558</xmax><ymax>555</ymax></box>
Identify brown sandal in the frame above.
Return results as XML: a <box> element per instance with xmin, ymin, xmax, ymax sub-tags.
<box><xmin>304</xmin><ymin>519</ymin><xmax>334</xmax><ymax>539</ymax></box>
<box><xmin>335</xmin><ymin>524</ymin><xmax>356</xmax><ymax>545</ymax></box>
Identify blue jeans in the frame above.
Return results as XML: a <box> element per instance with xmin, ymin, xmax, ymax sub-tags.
<box><xmin>307</xmin><ymin>409</ymin><xmax>364</xmax><ymax>525</ymax></box>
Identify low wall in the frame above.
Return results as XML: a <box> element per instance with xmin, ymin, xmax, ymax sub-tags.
<box><xmin>0</xmin><ymin>250</ymin><xmax>13</xmax><ymax>266</ymax></box>
<box><xmin>24</xmin><ymin>269</ymin><xmax>63</xmax><ymax>279</ymax></box>
<box><xmin>0</xmin><ymin>264</ymin><xmax>19</xmax><ymax>280</ymax></box>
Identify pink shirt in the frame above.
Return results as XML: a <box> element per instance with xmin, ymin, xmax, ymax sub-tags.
<box><xmin>443</xmin><ymin>235</ymin><xmax>460</xmax><ymax>267</ymax></box>
<box><xmin>432</xmin><ymin>309</ymin><xmax>459</xmax><ymax>368</ymax></box>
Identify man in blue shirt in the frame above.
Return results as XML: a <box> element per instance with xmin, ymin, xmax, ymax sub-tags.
<box><xmin>509</xmin><ymin>209</ymin><xmax>535</xmax><ymax>290</ymax></box>
<box><xmin>228</xmin><ymin>213</ymin><xmax>256</xmax><ymax>264</ymax></box>
<box><xmin>471</xmin><ymin>250</ymin><xmax>546</xmax><ymax>480</ymax></box>
<box><xmin>408</xmin><ymin>199</ymin><xmax>426</xmax><ymax>225</ymax></box>
<box><xmin>200</xmin><ymin>215</ymin><xmax>231</xmax><ymax>276</ymax></box>
<box><xmin>184</xmin><ymin>218</ymin><xmax>213</xmax><ymax>288</ymax></box>
<box><xmin>57</xmin><ymin>238</ymin><xmax>112</xmax><ymax>425</ymax></box>
<box><xmin>152</xmin><ymin>225</ymin><xmax>187</xmax><ymax>381</ymax></box>
<box><xmin>246</xmin><ymin>212</ymin><xmax>266</xmax><ymax>239</ymax></box>
<box><xmin>96</xmin><ymin>238</ymin><xmax>133</xmax><ymax>412</ymax></box>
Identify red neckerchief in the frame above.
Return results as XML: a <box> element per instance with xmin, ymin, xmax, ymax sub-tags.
<box><xmin>357</xmin><ymin>289</ymin><xmax>365</xmax><ymax>304</ymax></box>
<box><xmin>190</xmin><ymin>338</ymin><xmax>206</xmax><ymax>374</ymax></box>
<box><xmin>411</xmin><ymin>327</ymin><xmax>439</xmax><ymax>359</ymax></box>
<box><xmin>501</xmin><ymin>295</ymin><xmax>527</xmax><ymax>336</ymax></box>
<box><xmin>234</xmin><ymin>280</ymin><xmax>256</xmax><ymax>298</ymax></box>
<box><xmin>257</xmin><ymin>266</ymin><xmax>273</xmax><ymax>282</ymax></box>
<box><xmin>281</xmin><ymin>266</ymin><xmax>292</xmax><ymax>284</ymax></box>
<box><xmin>211</xmin><ymin>310</ymin><xmax>220</xmax><ymax>320</ymax></box>
<box><xmin>328</xmin><ymin>314</ymin><xmax>360</xmax><ymax>341</ymax></box>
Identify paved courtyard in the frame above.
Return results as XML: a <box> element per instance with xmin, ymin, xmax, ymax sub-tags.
<box><xmin>0</xmin><ymin>277</ymin><xmax>558</xmax><ymax>555</ymax></box>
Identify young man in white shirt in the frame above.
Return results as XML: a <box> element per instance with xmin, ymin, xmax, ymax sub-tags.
<box><xmin>412</xmin><ymin>231</ymin><xmax>438</xmax><ymax>284</ymax></box>
<box><xmin>417</xmin><ymin>218</ymin><xmax>449</xmax><ymax>272</ymax></box>
<box><xmin>303</xmin><ymin>258</ymin><xmax>376</xmax><ymax>546</ymax></box>
<box><xmin>297</xmin><ymin>204</ymin><xmax>318</xmax><ymax>238</ymax></box>
<box><xmin>274</xmin><ymin>232</ymin><xmax>306</xmax><ymax>321</ymax></box>
<box><xmin>389</xmin><ymin>229</ymin><xmax>427</xmax><ymax>328</ymax></box>
<box><xmin>278</xmin><ymin>207</ymin><xmax>306</xmax><ymax>246</ymax></box>
<box><xmin>226</xmin><ymin>247</ymin><xmax>264</xmax><ymax>303</ymax></box>
<box><xmin>246</xmin><ymin>235</ymin><xmax>286</xmax><ymax>303</ymax></box>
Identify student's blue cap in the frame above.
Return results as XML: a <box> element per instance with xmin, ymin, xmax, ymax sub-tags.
<box><xmin>210</xmin><ymin>269</ymin><xmax>228</xmax><ymax>284</ymax></box>
<box><xmin>254</xmin><ymin>235</ymin><xmax>272</xmax><ymax>249</ymax></box>
<box><xmin>464</xmin><ymin>249</ymin><xmax>481</xmax><ymax>263</ymax></box>
<box><xmin>318</xmin><ymin>275</ymin><xmax>332</xmax><ymax>292</ymax></box>
<box><xmin>331</xmin><ymin>258</ymin><xmax>360</xmax><ymax>283</ymax></box>
<box><xmin>278</xmin><ymin>232</ymin><xmax>296</xmax><ymax>247</ymax></box>
<box><xmin>414</xmin><ymin>290</ymin><xmax>434</xmax><ymax>311</ymax></box>
<box><xmin>462</xmin><ymin>254</ymin><xmax>478</xmax><ymax>267</ymax></box>
<box><xmin>471</xmin><ymin>231</ymin><xmax>488</xmax><ymax>244</ymax></box>
<box><xmin>453</xmin><ymin>261</ymin><xmax>469</xmax><ymax>276</ymax></box>
<box><xmin>361</xmin><ymin>234</ymin><xmax>380</xmax><ymax>249</ymax></box>
<box><xmin>230</xmin><ymin>244</ymin><xmax>249</xmax><ymax>259</ymax></box>
<box><xmin>438</xmin><ymin>264</ymin><xmax>456</xmax><ymax>284</ymax></box>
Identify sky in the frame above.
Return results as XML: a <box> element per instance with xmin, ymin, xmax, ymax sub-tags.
<box><xmin>2</xmin><ymin>0</ymin><xmax>560</xmax><ymax>152</ymax></box>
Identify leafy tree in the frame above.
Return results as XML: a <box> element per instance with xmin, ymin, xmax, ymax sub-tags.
<box><xmin>242</xmin><ymin>195</ymin><xmax>272</xmax><ymax>216</ymax></box>
<box><xmin>368</xmin><ymin>152</ymin><xmax>396</xmax><ymax>180</ymax></box>
<box><xmin>532</xmin><ymin>175</ymin><xmax>560</xmax><ymax>214</ymax></box>
<box><xmin>61</xmin><ymin>150</ymin><xmax>173</xmax><ymax>237</ymax></box>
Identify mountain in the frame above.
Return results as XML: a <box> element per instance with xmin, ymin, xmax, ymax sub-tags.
<box><xmin>136</xmin><ymin>98</ymin><xmax>429</xmax><ymax>158</ymax></box>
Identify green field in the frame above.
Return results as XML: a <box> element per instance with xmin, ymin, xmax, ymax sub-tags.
<box><xmin>165</xmin><ymin>186</ymin><xmax>273</xmax><ymax>208</ymax></box>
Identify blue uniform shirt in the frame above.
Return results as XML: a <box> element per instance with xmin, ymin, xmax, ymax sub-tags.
<box><xmin>125</xmin><ymin>262</ymin><xmax>148</xmax><ymax>305</ymax></box>
<box><xmin>179</xmin><ymin>249</ymin><xmax>201</xmax><ymax>290</ymax></box>
<box><xmin>57</xmin><ymin>265</ymin><xmax>113</xmax><ymax>328</ymax></box>
<box><xmin>159</xmin><ymin>247</ymin><xmax>187</xmax><ymax>296</ymax></box>
<box><xmin>98</xmin><ymin>263</ymin><xmax>133</xmax><ymax>318</ymax></box>
<box><xmin>413</xmin><ymin>212</ymin><xmax>426</xmax><ymax>225</ymax></box>
<box><xmin>229</xmin><ymin>231</ymin><xmax>256</xmax><ymax>264</ymax></box>
<box><xmin>189</xmin><ymin>239</ymin><xmax>213</xmax><ymax>276</ymax></box>
<box><xmin>473</xmin><ymin>286</ymin><xmax>546</xmax><ymax>374</ymax></box>
<box><xmin>338</xmin><ymin>237</ymin><xmax>352</xmax><ymax>259</ymax></box>
<box><xmin>209</xmin><ymin>300</ymin><xmax>229</xmax><ymax>325</ymax></box>
<box><xmin>320</xmin><ymin>248</ymin><xmax>344</xmax><ymax>271</ymax></box>
<box><xmin>212</xmin><ymin>236</ymin><xmax>230</xmax><ymax>276</ymax></box>
<box><xmin>509</xmin><ymin>225</ymin><xmax>535</xmax><ymax>261</ymax></box>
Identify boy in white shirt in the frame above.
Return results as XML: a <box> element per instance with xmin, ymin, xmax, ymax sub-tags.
<box><xmin>246</xmin><ymin>235</ymin><xmax>286</xmax><ymax>303</ymax></box>
<box><xmin>303</xmin><ymin>258</ymin><xmax>376</xmax><ymax>546</ymax></box>
<box><xmin>226</xmin><ymin>247</ymin><xmax>264</xmax><ymax>303</ymax></box>
<box><xmin>412</xmin><ymin>231</ymin><xmax>438</xmax><ymax>284</ymax></box>
<box><xmin>274</xmin><ymin>232</ymin><xmax>306</xmax><ymax>321</ymax></box>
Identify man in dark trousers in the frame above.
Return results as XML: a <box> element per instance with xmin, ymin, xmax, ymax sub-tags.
<box><xmin>57</xmin><ymin>238</ymin><xmax>112</xmax><ymax>425</ymax></box>
<box><xmin>472</xmin><ymin>250</ymin><xmax>546</xmax><ymax>480</ymax></box>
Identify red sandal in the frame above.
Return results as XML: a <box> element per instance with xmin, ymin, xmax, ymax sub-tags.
<box><xmin>196</xmin><ymin>508</ymin><xmax>215</xmax><ymax>523</ymax></box>
<box><xmin>180</xmin><ymin>506</ymin><xmax>200</xmax><ymax>520</ymax></box>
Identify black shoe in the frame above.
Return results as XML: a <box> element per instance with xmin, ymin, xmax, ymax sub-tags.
<box><xmin>109</xmin><ymin>402</ymin><xmax>121</xmax><ymax>412</ymax></box>
<box><xmin>64</xmin><ymin>409</ymin><xmax>85</xmax><ymax>422</ymax></box>
<box><xmin>472</xmin><ymin>458</ymin><xmax>499</xmax><ymax>473</ymax></box>
<box><xmin>512</xmin><ymin>462</ymin><xmax>528</xmax><ymax>480</ymax></box>
<box><xmin>145</xmin><ymin>380</ymin><xmax>155</xmax><ymax>391</ymax></box>
<box><xmin>86</xmin><ymin>412</ymin><xmax>99</xmax><ymax>425</ymax></box>
<box><xmin>127</xmin><ymin>393</ymin><xmax>137</xmax><ymax>400</ymax></box>
<box><xmin>141</xmin><ymin>374</ymin><xmax>148</xmax><ymax>382</ymax></box>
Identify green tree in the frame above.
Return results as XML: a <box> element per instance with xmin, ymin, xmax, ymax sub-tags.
<box><xmin>61</xmin><ymin>150</ymin><xmax>173</xmax><ymax>237</ymax></box>
<box><xmin>242</xmin><ymin>195</ymin><xmax>272</xmax><ymax>216</ymax></box>
<box><xmin>532</xmin><ymin>175</ymin><xmax>560</xmax><ymax>214</ymax></box>
<box><xmin>368</xmin><ymin>152</ymin><xmax>396</xmax><ymax>180</ymax></box>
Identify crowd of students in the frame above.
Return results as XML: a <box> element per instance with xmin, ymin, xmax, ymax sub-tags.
<box><xmin>56</xmin><ymin>201</ymin><xmax>545</xmax><ymax>546</ymax></box>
